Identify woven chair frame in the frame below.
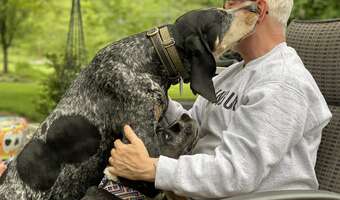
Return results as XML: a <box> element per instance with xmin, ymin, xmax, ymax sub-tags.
<box><xmin>287</xmin><ymin>19</ymin><xmax>340</xmax><ymax>105</ymax></box>
<box><xmin>287</xmin><ymin>19</ymin><xmax>340</xmax><ymax>193</ymax></box>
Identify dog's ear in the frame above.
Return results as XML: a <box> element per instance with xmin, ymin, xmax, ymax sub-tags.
<box><xmin>185</xmin><ymin>34</ymin><xmax>217</xmax><ymax>103</ymax></box>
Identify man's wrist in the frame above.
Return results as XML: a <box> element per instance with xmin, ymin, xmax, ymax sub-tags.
<box><xmin>144</xmin><ymin>158</ymin><xmax>159</xmax><ymax>182</ymax></box>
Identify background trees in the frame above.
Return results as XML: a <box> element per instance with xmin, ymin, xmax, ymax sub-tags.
<box><xmin>292</xmin><ymin>0</ymin><xmax>340</xmax><ymax>20</ymax></box>
<box><xmin>0</xmin><ymin>0</ymin><xmax>43</xmax><ymax>73</ymax></box>
<box><xmin>1</xmin><ymin>0</ymin><xmax>339</xmax><ymax>74</ymax></box>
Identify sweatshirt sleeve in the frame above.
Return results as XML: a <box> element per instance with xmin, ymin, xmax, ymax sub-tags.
<box><xmin>155</xmin><ymin>83</ymin><xmax>312</xmax><ymax>199</ymax></box>
<box><xmin>161</xmin><ymin>97</ymin><xmax>207</xmax><ymax>127</ymax></box>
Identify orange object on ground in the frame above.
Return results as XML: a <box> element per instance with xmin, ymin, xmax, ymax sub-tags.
<box><xmin>0</xmin><ymin>116</ymin><xmax>28</xmax><ymax>162</ymax></box>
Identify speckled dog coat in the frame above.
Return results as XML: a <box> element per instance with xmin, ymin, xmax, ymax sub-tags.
<box><xmin>0</xmin><ymin>6</ymin><xmax>259</xmax><ymax>200</ymax></box>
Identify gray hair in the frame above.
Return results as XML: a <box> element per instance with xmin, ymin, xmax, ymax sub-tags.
<box><xmin>266</xmin><ymin>0</ymin><xmax>294</xmax><ymax>27</ymax></box>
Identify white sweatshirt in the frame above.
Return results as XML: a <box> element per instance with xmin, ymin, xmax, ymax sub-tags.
<box><xmin>155</xmin><ymin>43</ymin><xmax>332</xmax><ymax>199</ymax></box>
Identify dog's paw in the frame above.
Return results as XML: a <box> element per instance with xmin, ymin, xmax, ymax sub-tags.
<box><xmin>103</xmin><ymin>167</ymin><xmax>118</xmax><ymax>182</ymax></box>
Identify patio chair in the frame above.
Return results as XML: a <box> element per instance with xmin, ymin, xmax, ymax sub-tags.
<box><xmin>229</xmin><ymin>19</ymin><xmax>340</xmax><ymax>199</ymax></box>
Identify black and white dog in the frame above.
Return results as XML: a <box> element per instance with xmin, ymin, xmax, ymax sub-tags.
<box><xmin>0</xmin><ymin>3</ymin><xmax>259</xmax><ymax>200</ymax></box>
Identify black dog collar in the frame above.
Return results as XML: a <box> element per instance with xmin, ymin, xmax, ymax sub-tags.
<box><xmin>147</xmin><ymin>26</ymin><xmax>189</xmax><ymax>84</ymax></box>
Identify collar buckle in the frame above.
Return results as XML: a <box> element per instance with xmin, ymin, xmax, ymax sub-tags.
<box><xmin>146</xmin><ymin>27</ymin><xmax>159</xmax><ymax>37</ymax></box>
<box><xmin>162</xmin><ymin>38</ymin><xmax>176</xmax><ymax>48</ymax></box>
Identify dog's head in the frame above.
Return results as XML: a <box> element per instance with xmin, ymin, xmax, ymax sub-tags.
<box><xmin>173</xmin><ymin>2</ymin><xmax>259</xmax><ymax>102</ymax></box>
<box><xmin>157</xmin><ymin>113</ymin><xmax>199</xmax><ymax>158</ymax></box>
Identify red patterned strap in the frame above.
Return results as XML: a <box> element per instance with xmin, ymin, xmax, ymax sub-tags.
<box><xmin>99</xmin><ymin>177</ymin><xmax>146</xmax><ymax>200</ymax></box>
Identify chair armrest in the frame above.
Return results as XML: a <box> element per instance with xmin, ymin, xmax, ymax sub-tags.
<box><xmin>227</xmin><ymin>190</ymin><xmax>340</xmax><ymax>200</ymax></box>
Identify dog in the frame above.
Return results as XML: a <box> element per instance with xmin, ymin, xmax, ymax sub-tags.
<box><xmin>0</xmin><ymin>2</ymin><xmax>259</xmax><ymax>199</ymax></box>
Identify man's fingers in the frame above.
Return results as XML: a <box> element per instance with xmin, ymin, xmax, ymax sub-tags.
<box><xmin>114</xmin><ymin>139</ymin><xmax>125</xmax><ymax>148</ymax></box>
<box><xmin>109</xmin><ymin>157</ymin><xmax>114</xmax><ymax>166</ymax></box>
<box><xmin>110</xmin><ymin>148</ymin><xmax>116</xmax><ymax>156</ymax></box>
<box><xmin>124</xmin><ymin>125</ymin><xmax>141</xmax><ymax>144</ymax></box>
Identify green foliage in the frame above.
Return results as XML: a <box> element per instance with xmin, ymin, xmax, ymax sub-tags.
<box><xmin>6</xmin><ymin>0</ymin><xmax>340</xmax><ymax>66</ymax></box>
<box><xmin>292</xmin><ymin>0</ymin><xmax>340</xmax><ymax>20</ymax></box>
<box><xmin>0</xmin><ymin>59</ymin><xmax>50</xmax><ymax>82</ymax></box>
<box><xmin>81</xmin><ymin>0</ymin><xmax>222</xmax><ymax>56</ymax></box>
<box><xmin>35</xmin><ymin>53</ymin><xmax>81</xmax><ymax>116</ymax></box>
<box><xmin>0</xmin><ymin>0</ymin><xmax>44</xmax><ymax>73</ymax></box>
<box><xmin>13</xmin><ymin>62</ymin><xmax>47</xmax><ymax>81</ymax></box>
<box><xmin>6</xmin><ymin>0</ymin><xmax>225</xmax><ymax>61</ymax></box>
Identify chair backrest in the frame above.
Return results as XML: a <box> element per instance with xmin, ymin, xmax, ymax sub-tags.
<box><xmin>287</xmin><ymin>19</ymin><xmax>340</xmax><ymax>193</ymax></box>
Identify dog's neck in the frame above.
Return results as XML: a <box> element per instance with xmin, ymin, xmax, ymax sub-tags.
<box><xmin>141</xmin><ymin>25</ymin><xmax>187</xmax><ymax>90</ymax></box>
<box><xmin>146</xmin><ymin>41</ymin><xmax>175</xmax><ymax>91</ymax></box>
<box><xmin>118</xmin><ymin>25</ymin><xmax>188</xmax><ymax>92</ymax></box>
<box><xmin>147</xmin><ymin>25</ymin><xmax>189</xmax><ymax>83</ymax></box>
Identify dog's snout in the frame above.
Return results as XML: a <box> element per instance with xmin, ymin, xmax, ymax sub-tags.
<box><xmin>169</xmin><ymin>122</ymin><xmax>182</xmax><ymax>133</ymax></box>
<box><xmin>184</xmin><ymin>125</ymin><xmax>193</xmax><ymax>136</ymax></box>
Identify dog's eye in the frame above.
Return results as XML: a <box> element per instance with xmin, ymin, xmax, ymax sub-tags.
<box><xmin>203</xmin><ymin>34</ymin><xmax>208</xmax><ymax>41</ymax></box>
<box><xmin>164</xmin><ymin>134</ymin><xmax>172</xmax><ymax>141</ymax></box>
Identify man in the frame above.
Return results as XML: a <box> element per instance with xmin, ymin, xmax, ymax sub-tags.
<box><xmin>107</xmin><ymin>0</ymin><xmax>332</xmax><ymax>199</ymax></box>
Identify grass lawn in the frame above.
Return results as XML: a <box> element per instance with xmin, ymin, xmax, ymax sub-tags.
<box><xmin>0</xmin><ymin>57</ymin><xmax>51</xmax><ymax>122</ymax></box>
<box><xmin>0</xmin><ymin>82</ymin><xmax>44</xmax><ymax>122</ymax></box>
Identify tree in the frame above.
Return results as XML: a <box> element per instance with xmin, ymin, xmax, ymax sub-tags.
<box><xmin>292</xmin><ymin>0</ymin><xmax>340</xmax><ymax>20</ymax></box>
<box><xmin>0</xmin><ymin>0</ymin><xmax>42</xmax><ymax>74</ymax></box>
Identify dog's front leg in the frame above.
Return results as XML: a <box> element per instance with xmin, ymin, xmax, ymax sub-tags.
<box><xmin>96</xmin><ymin>63</ymin><xmax>168</xmax><ymax>156</ymax></box>
<box><xmin>95</xmin><ymin>63</ymin><xmax>169</xmax><ymax>198</ymax></box>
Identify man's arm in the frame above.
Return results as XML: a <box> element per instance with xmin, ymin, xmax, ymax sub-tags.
<box><xmin>108</xmin><ymin>82</ymin><xmax>316</xmax><ymax>199</ymax></box>
<box><xmin>155</xmin><ymin>83</ymin><xmax>314</xmax><ymax>199</ymax></box>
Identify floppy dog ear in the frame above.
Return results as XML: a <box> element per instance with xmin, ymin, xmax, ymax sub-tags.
<box><xmin>185</xmin><ymin>35</ymin><xmax>217</xmax><ymax>103</ymax></box>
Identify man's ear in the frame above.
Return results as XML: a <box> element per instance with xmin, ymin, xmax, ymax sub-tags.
<box><xmin>185</xmin><ymin>34</ymin><xmax>217</xmax><ymax>103</ymax></box>
<box><xmin>257</xmin><ymin>0</ymin><xmax>269</xmax><ymax>23</ymax></box>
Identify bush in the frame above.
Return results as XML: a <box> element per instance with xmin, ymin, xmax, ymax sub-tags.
<box><xmin>35</xmin><ymin>53</ymin><xmax>81</xmax><ymax>116</ymax></box>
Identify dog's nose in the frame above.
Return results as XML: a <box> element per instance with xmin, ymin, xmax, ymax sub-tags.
<box><xmin>169</xmin><ymin>122</ymin><xmax>182</xmax><ymax>134</ymax></box>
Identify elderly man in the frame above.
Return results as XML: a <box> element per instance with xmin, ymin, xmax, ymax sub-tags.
<box><xmin>107</xmin><ymin>0</ymin><xmax>332</xmax><ymax>199</ymax></box>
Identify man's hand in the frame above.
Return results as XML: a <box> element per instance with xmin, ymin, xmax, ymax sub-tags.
<box><xmin>108</xmin><ymin>125</ymin><xmax>158</xmax><ymax>182</ymax></box>
<box><xmin>0</xmin><ymin>161</ymin><xmax>7</xmax><ymax>176</ymax></box>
